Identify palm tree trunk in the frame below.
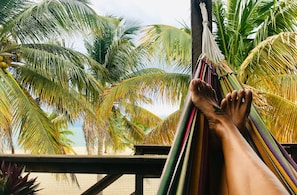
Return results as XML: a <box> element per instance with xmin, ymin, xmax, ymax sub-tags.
<box><xmin>96</xmin><ymin>135</ymin><xmax>105</xmax><ymax>195</ymax></box>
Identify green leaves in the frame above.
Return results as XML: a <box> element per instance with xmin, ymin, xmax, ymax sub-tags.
<box><xmin>238</xmin><ymin>32</ymin><xmax>297</xmax><ymax>142</ymax></box>
<box><xmin>0</xmin><ymin>0</ymin><xmax>106</xmax><ymax>154</ymax></box>
<box><xmin>213</xmin><ymin>0</ymin><xmax>297</xmax><ymax>69</ymax></box>
<box><xmin>140</xmin><ymin>24</ymin><xmax>191</xmax><ymax>66</ymax></box>
<box><xmin>1</xmin><ymin>70</ymin><xmax>63</xmax><ymax>154</ymax></box>
<box><xmin>4</xmin><ymin>0</ymin><xmax>103</xmax><ymax>43</ymax></box>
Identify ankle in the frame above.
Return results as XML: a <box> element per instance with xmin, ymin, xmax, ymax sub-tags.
<box><xmin>212</xmin><ymin>116</ymin><xmax>234</xmax><ymax>140</ymax></box>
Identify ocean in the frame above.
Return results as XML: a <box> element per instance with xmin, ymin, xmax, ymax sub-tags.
<box><xmin>68</xmin><ymin>121</ymin><xmax>86</xmax><ymax>147</ymax></box>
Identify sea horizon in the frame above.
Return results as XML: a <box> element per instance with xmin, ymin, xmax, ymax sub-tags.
<box><xmin>67</xmin><ymin>113</ymin><xmax>169</xmax><ymax>148</ymax></box>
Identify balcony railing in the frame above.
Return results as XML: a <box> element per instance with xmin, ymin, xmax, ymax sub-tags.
<box><xmin>0</xmin><ymin>144</ymin><xmax>296</xmax><ymax>195</ymax></box>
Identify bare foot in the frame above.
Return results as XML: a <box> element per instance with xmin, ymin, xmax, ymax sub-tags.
<box><xmin>220</xmin><ymin>89</ymin><xmax>252</xmax><ymax>132</ymax></box>
<box><xmin>190</xmin><ymin>79</ymin><xmax>226</xmax><ymax>136</ymax></box>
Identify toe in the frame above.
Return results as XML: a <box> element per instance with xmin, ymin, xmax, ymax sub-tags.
<box><xmin>245</xmin><ymin>89</ymin><xmax>253</xmax><ymax>111</ymax></box>
<box><xmin>221</xmin><ymin>98</ymin><xmax>228</xmax><ymax>110</ymax></box>
<box><xmin>238</xmin><ymin>89</ymin><xmax>245</xmax><ymax>103</ymax></box>
<box><xmin>230</xmin><ymin>90</ymin><xmax>239</xmax><ymax>109</ymax></box>
<box><xmin>231</xmin><ymin>91</ymin><xmax>237</xmax><ymax>101</ymax></box>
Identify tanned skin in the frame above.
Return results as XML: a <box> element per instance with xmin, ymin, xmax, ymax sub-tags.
<box><xmin>190</xmin><ymin>79</ymin><xmax>289</xmax><ymax>195</ymax></box>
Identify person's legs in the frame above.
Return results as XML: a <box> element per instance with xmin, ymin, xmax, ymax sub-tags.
<box><xmin>190</xmin><ymin>79</ymin><xmax>289</xmax><ymax>195</ymax></box>
<box><xmin>218</xmin><ymin>89</ymin><xmax>253</xmax><ymax>195</ymax></box>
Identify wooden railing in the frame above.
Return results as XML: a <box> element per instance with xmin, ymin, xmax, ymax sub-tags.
<box><xmin>0</xmin><ymin>144</ymin><xmax>296</xmax><ymax>195</ymax></box>
<box><xmin>0</xmin><ymin>153</ymin><xmax>166</xmax><ymax>195</ymax></box>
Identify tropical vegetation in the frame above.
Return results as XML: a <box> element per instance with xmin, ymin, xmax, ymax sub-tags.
<box><xmin>0</xmin><ymin>161</ymin><xmax>40</xmax><ymax>194</ymax></box>
<box><xmin>2</xmin><ymin>0</ymin><xmax>297</xmax><ymax>156</ymax></box>
<box><xmin>83</xmin><ymin>16</ymin><xmax>191</xmax><ymax>153</ymax></box>
<box><xmin>83</xmin><ymin>17</ymin><xmax>152</xmax><ymax>154</ymax></box>
<box><xmin>0</xmin><ymin>0</ymin><xmax>106</xmax><ymax>154</ymax></box>
<box><xmin>139</xmin><ymin>0</ymin><xmax>297</xmax><ymax>143</ymax></box>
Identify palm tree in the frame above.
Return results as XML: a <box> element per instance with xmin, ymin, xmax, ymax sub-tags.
<box><xmin>238</xmin><ymin>32</ymin><xmax>297</xmax><ymax>143</ymax></box>
<box><xmin>136</xmin><ymin>23</ymin><xmax>194</xmax><ymax>144</ymax></box>
<box><xmin>83</xmin><ymin>17</ymin><xmax>162</xmax><ymax>154</ymax></box>
<box><xmin>139</xmin><ymin>0</ymin><xmax>297</xmax><ymax>143</ymax></box>
<box><xmin>83</xmin><ymin>15</ymin><xmax>194</xmax><ymax>153</ymax></box>
<box><xmin>213</xmin><ymin>0</ymin><xmax>297</xmax><ymax>68</ymax></box>
<box><xmin>0</xmin><ymin>0</ymin><xmax>106</xmax><ymax>154</ymax></box>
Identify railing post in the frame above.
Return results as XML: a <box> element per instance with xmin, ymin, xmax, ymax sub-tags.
<box><xmin>135</xmin><ymin>174</ymin><xmax>143</xmax><ymax>195</ymax></box>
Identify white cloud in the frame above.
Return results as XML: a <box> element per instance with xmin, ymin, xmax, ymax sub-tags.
<box><xmin>89</xmin><ymin>0</ymin><xmax>190</xmax><ymax>27</ymax></box>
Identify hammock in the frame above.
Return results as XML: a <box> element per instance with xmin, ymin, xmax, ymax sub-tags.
<box><xmin>157</xmin><ymin>3</ymin><xmax>297</xmax><ymax>195</ymax></box>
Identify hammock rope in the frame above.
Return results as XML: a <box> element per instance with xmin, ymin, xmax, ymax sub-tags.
<box><xmin>157</xmin><ymin>2</ymin><xmax>297</xmax><ymax>194</ymax></box>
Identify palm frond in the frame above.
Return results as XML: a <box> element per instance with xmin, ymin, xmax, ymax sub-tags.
<box><xmin>144</xmin><ymin>110</ymin><xmax>182</xmax><ymax>144</ymax></box>
<box><xmin>0</xmin><ymin>0</ymin><xmax>28</xmax><ymax>25</ymax></box>
<box><xmin>255</xmin><ymin>90</ymin><xmax>297</xmax><ymax>143</ymax></box>
<box><xmin>0</xmin><ymin>78</ymin><xmax>14</xmax><ymax>153</ymax></box>
<box><xmin>89</xmin><ymin>72</ymin><xmax>189</xmax><ymax>150</ymax></box>
<box><xmin>85</xmin><ymin>17</ymin><xmax>146</xmax><ymax>83</ymax></box>
<box><xmin>213</xmin><ymin>0</ymin><xmax>297</xmax><ymax>69</ymax></box>
<box><xmin>0</xmin><ymin>69</ymin><xmax>64</xmax><ymax>154</ymax></box>
<box><xmin>84</xmin><ymin>16</ymin><xmax>120</xmax><ymax>65</ymax></box>
<box><xmin>97</xmin><ymin>72</ymin><xmax>190</xmax><ymax>123</ymax></box>
<box><xmin>104</xmin><ymin>39</ymin><xmax>144</xmax><ymax>82</ymax></box>
<box><xmin>239</xmin><ymin>32</ymin><xmax>297</xmax><ymax>95</ymax></box>
<box><xmin>15</xmin><ymin>67</ymin><xmax>99</xmax><ymax>122</ymax></box>
<box><xmin>214</xmin><ymin>0</ymin><xmax>267</xmax><ymax>68</ymax></box>
<box><xmin>0</xmin><ymin>77</ymin><xmax>11</xmax><ymax>129</ymax></box>
<box><xmin>122</xmin><ymin>103</ymin><xmax>162</xmax><ymax>127</ymax></box>
<box><xmin>18</xmin><ymin>43</ymin><xmax>104</xmax><ymax>98</ymax></box>
<box><xmin>254</xmin><ymin>0</ymin><xmax>297</xmax><ymax>44</ymax></box>
<box><xmin>115</xmin><ymin>18</ymin><xmax>142</xmax><ymax>42</ymax></box>
<box><xmin>126</xmin><ymin>68</ymin><xmax>166</xmax><ymax>78</ymax></box>
<box><xmin>121</xmin><ymin>116</ymin><xmax>146</xmax><ymax>143</ymax></box>
<box><xmin>4</xmin><ymin>0</ymin><xmax>102</xmax><ymax>42</ymax></box>
<box><xmin>140</xmin><ymin>24</ymin><xmax>191</xmax><ymax>66</ymax></box>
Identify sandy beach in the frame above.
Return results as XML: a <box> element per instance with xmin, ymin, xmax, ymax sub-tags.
<box><xmin>31</xmin><ymin>173</ymin><xmax>159</xmax><ymax>195</ymax></box>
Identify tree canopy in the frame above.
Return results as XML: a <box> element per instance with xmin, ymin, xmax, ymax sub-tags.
<box><xmin>0</xmin><ymin>0</ymin><xmax>105</xmax><ymax>154</ymax></box>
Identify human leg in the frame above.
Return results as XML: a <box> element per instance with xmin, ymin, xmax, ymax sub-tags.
<box><xmin>190</xmin><ymin>79</ymin><xmax>289</xmax><ymax>195</ymax></box>
<box><xmin>219</xmin><ymin>89</ymin><xmax>252</xmax><ymax>195</ymax></box>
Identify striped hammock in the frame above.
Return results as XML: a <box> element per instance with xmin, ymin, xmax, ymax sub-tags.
<box><xmin>157</xmin><ymin>3</ymin><xmax>297</xmax><ymax>195</ymax></box>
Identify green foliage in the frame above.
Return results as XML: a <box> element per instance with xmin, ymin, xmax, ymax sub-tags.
<box><xmin>0</xmin><ymin>0</ymin><xmax>105</xmax><ymax>154</ymax></box>
<box><xmin>84</xmin><ymin>17</ymin><xmax>157</xmax><ymax>152</ymax></box>
<box><xmin>213</xmin><ymin>0</ymin><xmax>297</xmax><ymax>69</ymax></box>
<box><xmin>239</xmin><ymin>32</ymin><xmax>297</xmax><ymax>142</ymax></box>
<box><xmin>139</xmin><ymin>0</ymin><xmax>297</xmax><ymax>143</ymax></box>
<box><xmin>140</xmin><ymin>24</ymin><xmax>191</xmax><ymax>66</ymax></box>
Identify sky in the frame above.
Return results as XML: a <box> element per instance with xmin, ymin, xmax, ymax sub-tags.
<box><xmin>89</xmin><ymin>0</ymin><xmax>191</xmax><ymax>27</ymax></box>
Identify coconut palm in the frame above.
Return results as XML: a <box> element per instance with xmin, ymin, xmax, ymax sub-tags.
<box><xmin>95</xmin><ymin>70</ymin><xmax>191</xmax><ymax>146</ymax></box>
<box><xmin>83</xmin><ymin>16</ymin><xmax>193</xmax><ymax>152</ymax></box>
<box><xmin>137</xmin><ymin>23</ymin><xmax>193</xmax><ymax>144</ymax></box>
<box><xmin>84</xmin><ymin>17</ymin><xmax>159</xmax><ymax>153</ymax></box>
<box><xmin>213</xmin><ymin>0</ymin><xmax>297</xmax><ymax>68</ymax></box>
<box><xmin>0</xmin><ymin>0</ymin><xmax>106</xmax><ymax>154</ymax></box>
<box><xmin>238</xmin><ymin>32</ymin><xmax>297</xmax><ymax>143</ymax></box>
<box><xmin>140</xmin><ymin>0</ymin><xmax>297</xmax><ymax>143</ymax></box>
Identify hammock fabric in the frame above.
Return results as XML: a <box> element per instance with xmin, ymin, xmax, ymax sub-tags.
<box><xmin>157</xmin><ymin>3</ymin><xmax>297</xmax><ymax>195</ymax></box>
